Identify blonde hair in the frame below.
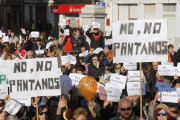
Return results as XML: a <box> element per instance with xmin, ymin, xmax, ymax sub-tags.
<box><xmin>41</xmin><ymin>31</ymin><xmax>46</xmax><ymax>38</ymax></box>
<box><xmin>73</xmin><ymin>107</ymin><xmax>87</xmax><ymax>119</ymax></box>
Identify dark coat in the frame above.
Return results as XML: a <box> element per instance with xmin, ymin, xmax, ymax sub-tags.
<box><xmin>87</xmin><ymin>61</ymin><xmax>104</xmax><ymax>82</ymax></box>
<box><xmin>46</xmin><ymin>23</ymin><xmax>52</xmax><ymax>31</ymax></box>
<box><xmin>23</xmin><ymin>40</ymin><xmax>34</xmax><ymax>52</ymax></box>
<box><xmin>86</xmin><ymin>28</ymin><xmax>104</xmax><ymax>49</ymax></box>
<box><xmin>32</xmin><ymin>44</ymin><xmax>45</xmax><ymax>55</ymax></box>
<box><xmin>71</xmin><ymin>36</ymin><xmax>84</xmax><ymax>52</ymax></box>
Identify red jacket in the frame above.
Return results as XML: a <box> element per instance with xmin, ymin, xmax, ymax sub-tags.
<box><xmin>15</xmin><ymin>49</ymin><xmax>26</xmax><ymax>59</ymax></box>
<box><xmin>61</xmin><ymin>34</ymin><xmax>73</xmax><ymax>53</ymax></box>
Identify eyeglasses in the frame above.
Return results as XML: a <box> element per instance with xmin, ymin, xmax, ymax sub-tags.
<box><xmin>157</xmin><ymin>112</ymin><xmax>167</xmax><ymax>116</ymax></box>
<box><xmin>171</xmin><ymin>111</ymin><xmax>178</xmax><ymax>114</ymax></box>
<box><xmin>120</xmin><ymin>107</ymin><xmax>131</xmax><ymax>111</ymax></box>
<box><xmin>39</xmin><ymin>112</ymin><xmax>49</xmax><ymax>115</ymax></box>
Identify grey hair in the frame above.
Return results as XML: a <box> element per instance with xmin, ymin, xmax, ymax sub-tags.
<box><xmin>5</xmin><ymin>115</ymin><xmax>19</xmax><ymax>120</ymax></box>
<box><xmin>27</xmin><ymin>50</ymin><xmax>34</xmax><ymax>55</ymax></box>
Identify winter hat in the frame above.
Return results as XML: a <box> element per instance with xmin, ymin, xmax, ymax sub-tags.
<box><xmin>63</xmin><ymin>108</ymin><xmax>74</xmax><ymax>120</ymax></box>
<box><xmin>156</xmin><ymin>104</ymin><xmax>171</xmax><ymax>115</ymax></box>
<box><xmin>3</xmin><ymin>48</ymin><xmax>10</xmax><ymax>53</ymax></box>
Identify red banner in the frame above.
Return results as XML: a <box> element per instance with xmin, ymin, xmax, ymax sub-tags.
<box><xmin>106</xmin><ymin>18</ymin><xmax>110</xmax><ymax>26</ymax></box>
<box><xmin>51</xmin><ymin>5</ymin><xmax>85</xmax><ymax>13</ymax></box>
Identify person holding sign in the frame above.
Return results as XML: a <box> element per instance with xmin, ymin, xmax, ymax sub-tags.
<box><xmin>14</xmin><ymin>43</ymin><xmax>26</xmax><ymax>59</ymax></box>
<box><xmin>86</xmin><ymin>24</ymin><xmax>104</xmax><ymax>49</ymax></box>
<box><xmin>71</xmin><ymin>29</ymin><xmax>84</xmax><ymax>52</ymax></box>
<box><xmin>168</xmin><ymin>44</ymin><xmax>178</xmax><ymax>66</ymax></box>
<box><xmin>32</xmin><ymin>38</ymin><xmax>45</xmax><ymax>55</ymax></box>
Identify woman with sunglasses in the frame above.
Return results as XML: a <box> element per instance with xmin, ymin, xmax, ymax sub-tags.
<box><xmin>154</xmin><ymin>104</ymin><xmax>171</xmax><ymax>120</ymax></box>
<box><xmin>32</xmin><ymin>105</ymin><xmax>50</xmax><ymax>120</ymax></box>
<box><xmin>114</xmin><ymin>63</ymin><xmax>122</xmax><ymax>73</ymax></box>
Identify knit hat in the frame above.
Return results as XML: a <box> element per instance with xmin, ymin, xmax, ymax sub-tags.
<box><xmin>3</xmin><ymin>48</ymin><xmax>10</xmax><ymax>53</ymax></box>
<box><xmin>63</xmin><ymin>108</ymin><xmax>74</xmax><ymax>120</ymax></box>
<box><xmin>156</xmin><ymin>104</ymin><xmax>171</xmax><ymax>115</ymax></box>
<box><xmin>172</xmin><ymin>78</ymin><xmax>180</xmax><ymax>87</ymax></box>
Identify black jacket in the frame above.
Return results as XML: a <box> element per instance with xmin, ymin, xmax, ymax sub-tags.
<box><xmin>87</xmin><ymin>61</ymin><xmax>104</xmax><ymax>82</ymax></box>
<box><xmin>86</xmin><ymin>28</ymin><xmax>104</xmax><ymax>49</ymax></box>
<box><xmin>71</xmin><ymin>36</ymin><xmax>84</xmax><ymax>52</ymax></box>
<box><xmin>23</xmin><ymin>40</ymin><xmax>34</xmax><ymax>52</ymax></box>
<box><xmin>168</xmin><ymin>51</ymin><xmax>178</xmax><ymax>66</ymax></box>
<box><xmin>46</xmin><ymin>23</ymin><xmax>52</xmax><ymax>31</ymax></box>
<box><xmin>32</xmin><ymin>44</ymin><xmax>45</xmax><ymax>55</ymax></box>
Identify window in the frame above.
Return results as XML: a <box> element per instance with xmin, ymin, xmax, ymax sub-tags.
<box><xmin>13</xmin><ymin>11</ymin><xmax>17</xmax><ymax>25</ymax></box>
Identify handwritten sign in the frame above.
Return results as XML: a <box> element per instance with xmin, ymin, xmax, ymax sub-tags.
<box><xmin>6</xmin><ymin>58</ymin><xmax>61</xmax><ymax>97</ymax></box>
<box><xmin>82</xmin><ymin>25</ymin><xmax>89</xmax><ymax>31</ymax></box>
<box><xmin>158</xmin><ymin>65</ymin><xmax>172</xmax><ymax>76</ymax></box>
<box><xmin>155</xmin><ymin>82</ymin><xmax>171</xmax><ymax>91</ymax></box>
<box><xmin>171</xmin><ymin>67</ymin><xmax>180</xmax><ymax>76</ymax></box>
<box><xmin>4</xmin><ymin>98</ymin><xmax>22</xmax><ymax>115</ymax></box>
<box><xmin>70</xmin><ymin>20</ymin><xmax>79</xmax><ymax>28</ymax></box>
<box><xmin>127</xmin><ymin>82</ymin><xmax>146</xmax><ymax>96</ymax></box>
<box><xmin>0</xmin><ymin>85</ymin><xmax>8</xmax><ymax>99</ymax></box>
<box><xmin>128</xmin><ymin>71</ymin><xmax>143</xmax><ymax>81</ymax></box>
<box><xmin>21</xmin><ymin>28</ymin><xmax>26</xmax><ymax>34</ymax></box>
<box><xmin>12</xmin><ymin>97</ymin><xmax>31</xmax><ymax>106</ymax></box>
<box><xmin>123</xmin><ymin>62</ymin><xmax>137</xmax><ymax>70</ymax></box>
<box><xmin>161</xmin><ymin>62</ymin><xmax>173</xmax><ymax>66</ymax></box>
<box><xmin>58</xmin><ymin>19</ymin><xmax>66</xmax><ymax>25</ymax></box>
<box><xmin>69</xmin><ymin>73</ymin><xmax>86</xmax><ymax>86</ymax></box>
<box><xmin>99</xmin><ymin>87</ymin><xmax>121</xmax><ymax>102</ymax></box>
<box><xmin>158</xmin><ymin>88</ymin><xmax>178</xmax><ymax>103</ymax></box>
<box><xmin>60</xmin><ymin>75</ymin><xmax>72</xmax><ymax>94</ymax></box>
<box><xmin>61</xmin><ymin>54</ymin><xmax>76</xmax><ymax>65</ymax></box>
<box><xmin>2</xmin><ymin>36</ymin><xmax>9</xmax><ymax>43</ymax></box>
<box><xmin>93</xmin><ymin>47</ymin><xmax>103</xmax><ymax>54</ymax></box>
<box><xmin>110</xmin><ymin>74</ymin><xmax>126</xmax><ymax>89</ymax></box>
<box><xmin>31</xmin><ymin>31</ymin><xmax>39</xmax><ymax>38</ymax></box>
<box><xmin>64</xmin><ymin>29</ymin><xmax>70</xmax><ymax>36</ymax></box>
<box><xmin>92</xmin><ymin>22</ymin><xmax>100</xmax><ymax>28</ymax></box>
<box><xmin>35</xmin><ymin>50</ymin><xmax>44</xmax><ymax>55</ymax></box>
<box><xmin>79</xmin><ymin>50</ymin><xmax>88</xmax><ymax>57</ymax></box>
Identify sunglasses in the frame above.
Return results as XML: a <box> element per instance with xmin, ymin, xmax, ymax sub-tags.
<box><xmin>171</xmin><ymin>111</ymin><xmax>178</xmax><ymax>114</ymax></box>
<box><xmin>120</xmin><ymin>107</ymin><xmax>131</xmax><ymax>111</ymax></box>
<box><xmin>39</xmin><ymin>112</ymin><xmax>49</xmax><ymax>115</ymax></box>
<box><xmin>157</xmin><ymin>112</ymin><xmax>167</xmax><ymax>116</ymax></box>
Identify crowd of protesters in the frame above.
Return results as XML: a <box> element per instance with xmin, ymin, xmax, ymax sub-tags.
<box><xmin>1</xmin><ymin>21</ymin><xmax>180</xmax><ymax>120</ymax></box>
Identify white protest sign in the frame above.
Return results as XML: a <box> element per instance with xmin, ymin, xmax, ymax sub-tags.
<box><xmin>58</xmin><ymin>19</ymin><xmax>66</xmax><ymax>25</ymax></box>
<box><xmin>110</xmin><ymin>74</ymin><xmax>126</xmax><ymax>89</ymax></box>
<box><xmin>2</xmin><ymin>36</ymin><xmax>9</xmax><ymax>43</ymax></box>
<box><xmin>4</xmin><ymin>98</ymin><xmax>22</xmax><ymax>115</ymax></box>
<box><xmin>127</xmin><ymin>82</ymin><xmax>146</xmax><ymax>96</ymax></box>
<box><xmin>35</xmin><ymin>50</ymin><xmax>44</xmax><ymax>55</ymax></box>
<box><xmin>82</xmin><ymin>25</ymin><xmax>89</xmax><ymax>31</ymax></box>
<box><xmin>60</xmin><ymin>75</ymin><xmax>72</xmax><ymax>94</ymax></box>
<box><xmin>124</xmin><ymin>62</ymin><xmax>137</xmax><ymax>70</ymax></box>
<box><xmin>6</xmin><ymin>58</ymin><xmax>61</xmax><ymax>97</ymax></box>
<box><xmin>61</xmin><ymin>54</ymin><xmax>76</xmax><ymax>65</ymax></box>
<box><xmin>64</xmin><ymin>29</ymin><xmax>70</xmax><ymax>36</ymax></box>
<box><xmin>12</xmin><ymin>97</ymin><xmax>31</xmax><ymax>106</ymax></box>
<box><xmin>155</xmin><ymin>82</ymin><xmax>171</xmax><ymax>91</ymax></box>
<box><xmin>92</xmin><ymin>22</ymin><xmax>100</xmax><ymax>28</ymax></box>
<box><xmin>31</xmin><ymin>31</ymin><xmax>39</xmax><ymax>38</ymax></box>
<box><xmin>46</xmin><ymin>42</ymin><xmax>53</xmax><ymax>49</ymax></box>
<box><xmin>105</xmin><ymin>83</ymin><xmax>122</xmax><ymax>94</ymax></box>
<box><xmin>69</xmin><ymin>73</ymin><xmax>86</xmax><ymax>86</ymax></box>
<box><xmin>93</xmin><ymin>47</ymin><xmax>103</xmax><ymax>54</ymax></box>
<box><xmin>2</xmin><ymin>33</ymin><xmax>5</xmax><ymax>37</ymax></box>
<box><xmin>128</xmin><ymin>71</ymin><xmax>143</xmax><ymax>81</ymax></box>
<box><xmin>79</xmin><ymin>50</ymin><xmax>88</xmax><ymax>57</ymax></box>
<box><xmin>0</xmin><ymin>85</ymin><xmax>8</xmax><ymax>99</ymax></box>
<box><xmin>171</xmin><ymin>67</ymin><xmax>180</xmax><ymax>76</ymax></box>
<box><xmin>21</xmin><ymin>28</ymin><xmax>26</xmax><ymax>34</ymax></box>
<box><xmin>158</xmin><ymin>88</ymin><xmax>178</xmax><ymax>103</ymax></box>
<box><xmin>99</xmin><ymin>87</ymin><xmax>120</xmax><ymax>102</ymax></box>
<box><xmin>176</xmin><ymin>88</ymin><xmax>180</xmax><ymax>99</ymax></box>
<box><xmin>161</xmin><ymin>62</ymin><xmax>173</xmax><ymax>66</ymax></box>
<box><xmin>158</xmin><ymin>65</ymin><xmax>172</xmax><ymax>76</ymax></box>
<box><xmin>113</xmin><ymin>19</ymin><xmax>168</xmax><ymax>63</ymax></box>
<box><xmin>48</xmin><ymin>36</ymin><xmax>51</xmax><ymax>40</ymax></box>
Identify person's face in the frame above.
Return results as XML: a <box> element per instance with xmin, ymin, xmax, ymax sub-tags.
<box><xmin>145</xmin><ymin>69</ymin><xmax>151</xmax><ymax>75</ymax></box>
<box><xmin>76</xmin><ymin>31</ymin><xmax>80</xmax><ymax>36</ymax></box>
<box><xmin>118</xmin><ymin>103</ymin><xmax>132</xmax><ymax>119</ymax></box>
<box><xmin>105</xmin><ymin>66</ymin><xmax>110</xmax><ymax>74</ymax></box>
<box><xmin>92</xmin><ymin>56</ymin><xmax>98</xmax><ymax>64</ymax></box>
<box><xmin>77</xmin><ymin>70</ymin><xmax>84</xmax><ymax>75</ymax></box>
<box><xmin>94</xmin><ymin>29</ymin><xmax>98</xmax><ymax>33</ymax></box>
<box><xmin>0</xmin><ymin>107</ymin><xmax>8</xmax><ymax>120</ymax></box>
<box><xmin>76</xmin><ymin>114</ymin><xmax>87</xmax><ymax>120</ymax></box>
<box><xmin>37</xmin><ymin>40</ymin><xmax>41</xmax><ymax>45</ymax></box>
<box><xmin>7</xmin><ymin>56</ymin><xmax>11</xmax><ymax>60</ymax></box>
<box><xmin>27</xmin><ymin>52</ymin><xmax>33</xmax><ymax>59</ymax></box>
<box><xmin>152</xmin><ymin>62</ymin><xmax>158</xmax><ymax>71</ymax></box>
<box><xmin>8</xmin><ymin>30</ymin><xmax>11</xmax><ymax>34</ymax></box>
<box><xmin>99</xmin><ymin>54</ymin><xmax>104</xmax><ymax>60</ymax></box>
<box><xmin>11</xmin><ymin>33</ymin><xmax>15</xmax><ymax>37</ymax></box>
<box><xmin>3</xmin><ymin>52</ymin><xmax>7</xmax><ymax>55</ymax></box>
<box><xmin>49</xmin><ymin>100</ymin><xmax>58</xmax><ymax>116</ymax></box>
<box><xmin>175</xmin><ymin>83</ymin><xmax>180</xmax><ymax>88</ymax></box>
<box><xmin>157</xmin><ymin>109</ymin><xmax>167</xmax><ymax>120</ymax></box>
<box><xmin>116</xmin><ymin>63</ymin><xmax>121</xmax><ymax>69</ymax></box>
<box><xmin>17</xmin><ymin>44</ymin><xmax>22</xmax><ymax>51</ymax></box>
<box><xmin>31</xmin><ymin>97</ymin><xmax>40</xmax><ymax>107</ymax></box>
<box><xmin>81</xmin><ymin>47</ymin><xmax>86</xmax><ymax>53</ymax></box>
<box><xmin>59</xmin><ymin>51</ymin><xmax>63</xmax><ymax>56</ymax></box>
<box><xmin>90</xmin><ymin>48</ymin><xmax>94</xmax><ymax>53</ymax></box>
<box><xmin>72</xmin><ymin>68</ymin><xmax>77</xmax><ymax>73</ymax></box>
<box><xmin>5</xmin><ymin>43</ymin><xmax>9</xmax><ymax>47</ymax></box>
<box><xmin>39</xmin><ymin>108</ymin><xmax>49</xmax><ymax>120</ymax></box>
<box><xmin>1</xmin><ymin>27</ymin><xmax>4</xmax><ymax>30</ymax></box>
<box><xmin>169</xmin><ymin>47</ymin><xmax>173</xmax><ymax>53</ymax></box>
<box><xmin>142</xmin><ymin>95</ymin><xmax>151</xmax><ymax>106</ymax></box>
<box><xmin>81</xmin><ymin>99</ymin><xmax>88</xmax><ymax>110</ymax></box>
<box><xmin>169</xmin><ymin>107</ymin><xmax>179</xmax><ymax>118</ymax></box>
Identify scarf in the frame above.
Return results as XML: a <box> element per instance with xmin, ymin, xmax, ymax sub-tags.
<box><xmin>104</xmin><ymin>73</ymin><xmax>112</xmax><ymax>79</ymax></box>
<box><xmin>74</xmin><ymin>35</ymin><xmax>81</xmax><ymax>40</ymax></box>
<box><xmin>93</xmin><ymin>32</ymin><xmax>101</xmax><ymax>41</ymax></box>
<box><xmin>93</xmin><ymin>61</ymin><xmax>97</xmax><ymax>68</ymax></box>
